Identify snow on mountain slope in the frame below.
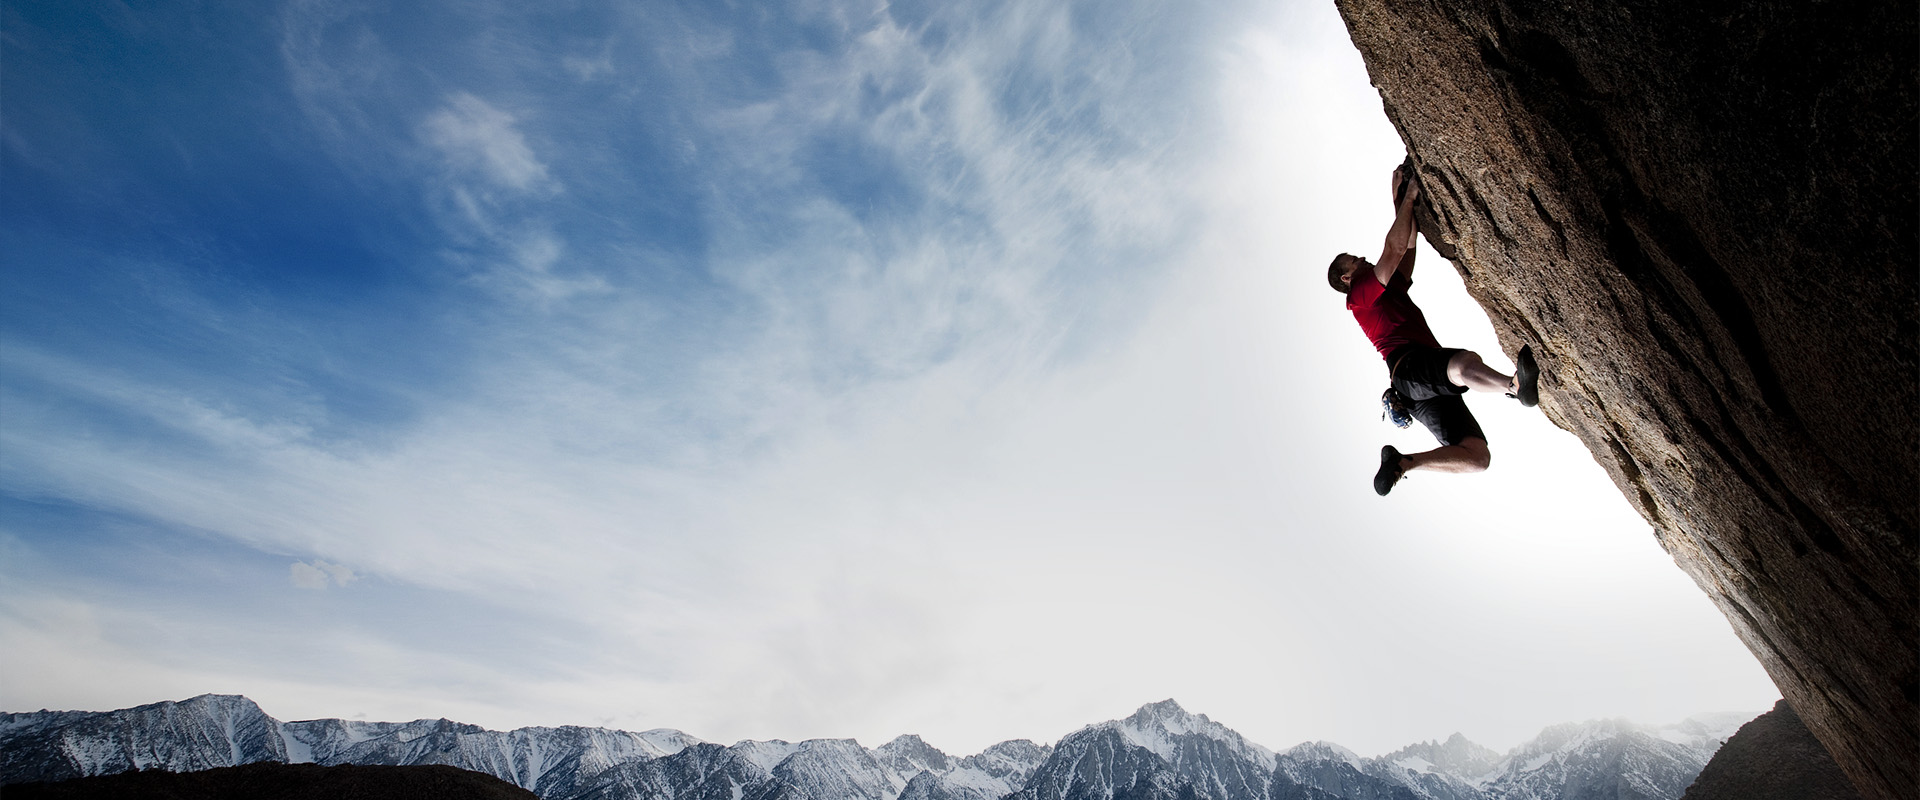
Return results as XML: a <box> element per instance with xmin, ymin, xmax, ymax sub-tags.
<box><xmin>1118</xmin><ymin>699</ymin><xmax>1278</xmax><ymax>773</ymax></box>
<box><xmin>1471</xmin><ymin>719</ymin><xmax>1715</xmax><ymax>800</ymax></box>
<box><xmin>1275</xmin><ymin>743</ymin><xmax>1419</xmax><ymax>800</ymax></box>
<box><xmin>277</xmin><ymin>717</ymin><xmax>703</xmax><ymax>797</ymax></box>
<box><xmin>1010</xmin><ymin>700</ymin><xmax>1284</xmax><ymax>800</ymax></box>
<box><xmin>1283</xmin><ymin>741</ymin><xmax>1365</xmax><ymax>771</ymax></box>
<box><xmin>895</xmin><ymin>738</ymin><xmax>1052</xmax><ymax>800</ymax></box>
<box><xmin>729</xmin><ymin>739</ymin><xmax>802</xmax><ymax>775</ymax></box>
<box><xmin>0</xmin><ymin>694</ymin><xmax>284</xmax><ymax>785</ymax></box>
<box><xmin>1362</xmin><ymin>733</ymin><xmax>1499</xmax><ymax>800</ymax></box>
<box><xmin>878</xmin><ymin>734</ymin><xmax>954</xmax><ymax>784</ymax></box>
<box><xmin>1375</xmin><ymin>733</ymin><xmax>1500</xmax><ymax>781</ymax></box>
<box><xmin>760</xmin><ymin>738</ymin><xmax>898</xmax><ymax>800</ymax></box>
<box><xmin>565</xmin><ymin>741</ymin><xmax>769</xmax><ymax>800</ymax></box>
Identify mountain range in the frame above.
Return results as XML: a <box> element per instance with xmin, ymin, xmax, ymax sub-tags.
<box><xmin>0</xmin><ymin>695</ymin><xmax>1752</xmax><ymax>800</ymax></box>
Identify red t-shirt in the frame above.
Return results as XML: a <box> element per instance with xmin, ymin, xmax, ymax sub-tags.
<box><xmin>1347</xmin><ymin>268</ymin><xmax>1441</xmax><ymax>362</ymax></box>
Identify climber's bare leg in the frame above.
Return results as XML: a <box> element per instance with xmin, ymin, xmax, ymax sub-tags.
<box><xmin>1398</xmin><ymin>437</ymin><xmax>1490</xmax><ymax>474</ymax></box>
<box><xmin>1446</xmin><ymin>351</ymin><xmax>1517</xmax><ymax>395</ymax></box>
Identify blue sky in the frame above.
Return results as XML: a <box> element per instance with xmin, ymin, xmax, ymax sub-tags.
<box><xmin>2</xmin><ymin>0</ymin><xmax>1777</xmax><ymax>756</ymax></box>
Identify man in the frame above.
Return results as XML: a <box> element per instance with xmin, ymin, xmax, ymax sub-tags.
<box><xmin>1329</xmin><ymin>163</ymin><xmax>1541</xmax><ymax>496</ymax></box>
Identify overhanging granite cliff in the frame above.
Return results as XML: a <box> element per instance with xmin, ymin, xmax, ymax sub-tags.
<box><xmin>1332</xmin><ymin>2</ymin><xmax>1916</xmax><ymax>799</ymax></box>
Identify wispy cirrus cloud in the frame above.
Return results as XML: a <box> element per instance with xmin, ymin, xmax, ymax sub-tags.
<box><xmin>420</xmin><ymin>93</ymin><xmax>553</xmax><ymax>192</ymax></box>
<box><xmin>414</xmin><ymin>92</ymin><xmax>607</xmax><ymax>304</ymax></box>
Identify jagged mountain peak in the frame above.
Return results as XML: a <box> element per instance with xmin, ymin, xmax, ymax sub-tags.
<box><xmin>127</xmin><ymin>693</ymin><xmax>269</xmax><ymax>720</ymax></box>
<box><xmin>977</xmin><ymin>738</ymin><xmax>1047</xmax><ymax>760</ymax></box>
<box><xmin>1005</xmin><ymin>701</ymin><xmax>1283</xmax><ymax>800</ymax></box>
<box><xmin>1475</xmin><ymin>717</ymin><xmax>1720</xmax><ymax>800</ymax></box>
<box><xmin>1283</xmin><ymin>740</ymin><xmax>1362</xmax><ymax>768</ymax></box>
<box><xmin>1067</xmin><ymin>700</ymin><xmax>1277</xmax><ymax>775</ymax></box>
<box><xmin>1512</xmin><ymin>718</ymin><xmax>1645</xmax><ymax>756</ymax></box>
<box><xmin>877</xmin><ymin>733</ymin><xmax>953</xmax><ymax>774</ymax></box>
<box><xmin>1128</xmin><ymin>699</ymin><xmax>1189</xmax><ymax>721</ymax></box>
<box><xmin>1376</xmin><ymin>732</ymin><xmax>1500</xmax><ymax>779</ymax></box>
<box><xmin>878</xmin><ymin>733</ymin><xmax>941</xmax><ymax>757</ymax></box>
<box><xmin>178</xmin><ymin>693</ymin><xmax>257</xmax><ymax>706</ymax></box>
<box><xmin>0</xmin><ymin>692</ymin><xmax>287</xmax><ymax>784</ymax></box>
<box><xmin>622</xmin><ymin>728</ymin><xmax>703</xmax><ymax>759</ymax></box>
<box><xmin>1109</xmin><ymin>699</ymin><xmax>1265</xmax><ymax>757</ymax></box>
<box><xmin>791</xmin><ymin>737</ymin><xmax>869</xmax><ymax>756</ymax></box>
<box><xmin>726</xmin><ymin>738</ymin><xmax>799</xmax><ymax>774</ymax></box>
<box><xmin>963</xmin><ymin>738</ymin><xmax>1052</xmax><ymax>783</ymax></box>
<box><xmin>768</xmin><ymin>738</ymin><xmax>893</xmax><ymax>800</ymax></box>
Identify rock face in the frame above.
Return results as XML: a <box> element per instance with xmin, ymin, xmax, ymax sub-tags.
<box><xmin>1330</xmin><ymin>2</ymin><xmax>1916</xmax><ymax>799</ymax></box>
<box><xmin>1679</xmin><ymin>699</ymin><xmax>1861</xmax><ymax>800</ymax></box>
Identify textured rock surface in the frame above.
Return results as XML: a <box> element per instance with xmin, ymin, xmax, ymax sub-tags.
<box><xmin>1331</xmin><ymin>2</ymin><xmax>1916</xmax><ymax>800</ymax></box>
<box><xmin>1679</xmin><ymin>699</ymin><xmax>1861</xmax><ymax>800</ymax></box>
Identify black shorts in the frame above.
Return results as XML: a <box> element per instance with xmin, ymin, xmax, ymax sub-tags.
<box><xmin>1389</xmin><ymin>345</ymin><xmax>1487</xmax><ymax>447</ymax></box>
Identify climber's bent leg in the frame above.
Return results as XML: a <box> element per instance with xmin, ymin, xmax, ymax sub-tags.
<box><xmin>1375</xmin><ymin>394</ymin><xmax>1491</xmax><ymax>493</ymax></box>
<box><xmin>1445</xmin><ymin>350</ymin><xmax>1516</xmax><ymax>395</ymax></box>
<box><xmin>1400</xmin><ymin>437</ymin><xmax>1490</xmax><ymax>474</ymax></box>
<box><xmin>1408</xmin><ymin>395</ymin><xmax>1485</xmax><ymax>454</ymax></box>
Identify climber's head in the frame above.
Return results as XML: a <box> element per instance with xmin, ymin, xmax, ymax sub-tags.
<box><xmin>1328</xmin><ymin>253</ymin><xmax>1365</xmax><ymax>294</ymax></box>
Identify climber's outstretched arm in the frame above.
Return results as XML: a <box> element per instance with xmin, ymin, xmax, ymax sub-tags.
<box><xmin>1373</xmin><ymin>169</ymin><xmax>1421</xmax><ymax>286</ymax></box>
<box><xmin>1395</xmin><ymin>165</ymin><xmax>1418</xmax><ymax>280</ymax></box>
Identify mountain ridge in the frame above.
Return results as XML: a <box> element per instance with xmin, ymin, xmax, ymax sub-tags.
<box><xmin>0</xmin><ymin>695</ymin><xmax>1753</xmax><ymax>800</ymax></box>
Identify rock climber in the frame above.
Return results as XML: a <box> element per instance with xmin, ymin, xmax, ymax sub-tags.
<box><xmin>1328</xmin><ymin>161</ymin><xmax>1541</xmax><ymax>496</ymax></box>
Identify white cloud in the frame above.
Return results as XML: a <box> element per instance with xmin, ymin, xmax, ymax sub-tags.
<box><xmin>288</xmin><ymin>562</ymin><xmax>329</xmax><ymax>589</ymax></box>
<box><xmin>289</xmin><ymin>559</ymin><xmax>355</xmax><ymax>590</ymax></box>
<box><xmin>420</xmin><ymin>93</ymin><xmax>552</xmax><ymax>192</ymax></box>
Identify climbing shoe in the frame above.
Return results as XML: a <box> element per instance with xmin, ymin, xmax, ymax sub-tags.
<box><xmin>1512</xmin><ymin>344</ymin><xmax>1540</xmax><ymax>407</ymax></box>
<box><xmin>1374</xmin><ymin>445</ymin><xmax>1407</xmax><ymax>496</ymax></box>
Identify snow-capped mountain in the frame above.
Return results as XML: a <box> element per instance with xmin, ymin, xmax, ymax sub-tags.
<box><xmin>1468</xmin><ymin>718</ymin><xmax>1740</xmax><ymax>800</ymax></box>
<box><xmin>0</xmin><ymin>695</ymin><xmax>1751</xmax><ymax>800</ymax></box>
<box><xmin>0</xmin><ymin>694</ymin><xmax>286</xmax><ymax>783</ymax></box>
<box><xmin>1011</xmin><ymin>700</ymin><xmax>1282</xmax><ymax>800</ymax></box>
<box><xmin>1364</xmin><ymin>733</ymin><xmax>1499</xmax><ymax>800</ymax></box>
<box><xmin>280</xmin><ymin>716</ymin><xmax>699</xmax><ymax>798</ymax></box>
<box><xmin>895</xmin><ymin>737</ymin><xmax>1049</xmax><ymax>800</ymax></box>
<box><xmin>1274</xmin><ymin>739</ymin><xmax>1421</xmax><ymax>800</ymax></box>
<box><xmin>1348</xmin><ymin>715</ymin><xmax>1750</xmax><ymax>800</ymax></box>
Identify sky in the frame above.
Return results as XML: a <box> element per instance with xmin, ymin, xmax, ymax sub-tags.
<box><xmin>0</xmin><ymin>0</ymin><xmax>1780</xmax><ymax>758</ymax></box>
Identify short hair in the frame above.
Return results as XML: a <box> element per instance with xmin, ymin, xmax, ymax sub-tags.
<box><xmin>1327</xmin><ymin>254</ymin><xmax>1353</xmax><ymax>294</ymax></box>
